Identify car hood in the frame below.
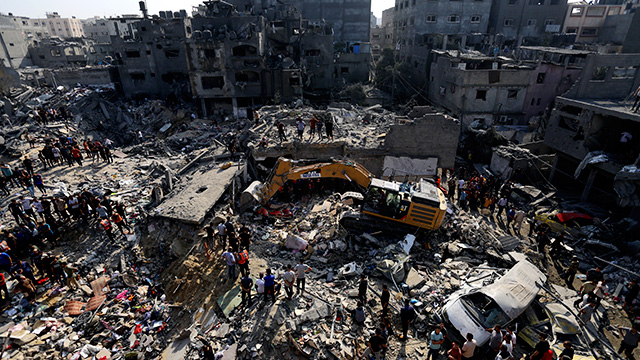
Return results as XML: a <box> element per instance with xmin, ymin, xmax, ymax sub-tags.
<box><xmin>442</xmin><ymin>296</ymin><xmax>490</xmax><ymax>346</ymax></box>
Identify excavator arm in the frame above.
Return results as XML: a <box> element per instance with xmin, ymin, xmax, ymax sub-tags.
<box><xmin>246</xmin><ymin>157</ymin><xmax>373</xmax><ymax>205</ymax></box>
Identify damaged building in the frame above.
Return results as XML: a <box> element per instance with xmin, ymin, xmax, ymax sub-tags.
<box><xmin>428</xmin><ymin>50</ymin><xmax>534</xmax><ymax>127</ymax></box>
<box><xmin>544</xmin><ymin>52</ymin><xmax>640</xmax><ymax>210</ymax></box>
<box><xmin>109</xmin><ymin>0</ymin><xmax>368</xmax><ymax>115</ymax></box>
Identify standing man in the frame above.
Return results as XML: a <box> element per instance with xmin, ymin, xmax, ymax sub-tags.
<box><xmin>358</xmin><ymin>274</ymin><xmax>368</xmax><ymax>304</ymax></box>
<box><xmin>380</xmin><ymin>284</ymin><xmax>390</xmax><ymax>318</ymax></box>
<box><xmin>325</xmin><ymin>116</ymin><xmax>334</xmax><ymax>141</ymax></box>
<box><xmin>623</xmin><ymin>280</ymin><xmax>639</xmax><ymax>309</ymax></box>
<box><xmin>221</xmin><ymin>248</ymin><xmax>236</xmax><ymax>281</ymax></box>
<box><xmin>428</xmin><ymin>326</ymin><xmax>444</xmax><ymax>360</ymax></box>
<box><xmin>316</xmin><ymin>117</ymin><xmax>324</xmax><ymax>140</ymax></box>
<box><xmin>514</xmin><ymin>209</ymin><xmax>525</xmax><ymax>234</ymax></box>
<box><xmin>255</xmin><ymin>272</ymin><xmax>265</xmax><ymax>305</ymax></box>
<box><xmin>283</xmin><ymin>264</ymin><xmax>295</xmax><ymax>300</ymax></box>
<box><xmin>100</xmin><ymin>218</ymin><xmax>115</xmax><ymax>242</ymax></box>
<box><xmin>217</xmin><ymin>222</ymin><xmax>227</xmax><ymax>249</ymax></box>
<box><xmin>236</xmin><ymin>247</ymin><xmax>249</xmax><ymax>277</ymax></box>
<box><xmin>294</xmin><ymin>259</ymin><xmax>311</xmax><ymax>294</ymax></box>
<box><xmin>296</xmin><ymin>117</ymin><xmax>305</xmax><ymax>141</ymax></box>
<box><xmin>239</xmin><ymin>226</ymin><xmax>251</xmax><ymax>250</ymax></box>
<box><xmin>618</xmin><ymin>326</ymin><xmax>640</xmax><ymax>358</ymax></box>
<box><xmin>276</xmin><ymin>121</ymin><xmax>287</xmax><ymax>143</ymax></box>
<box><xmin>263</xmin><ymin>268</ymin><xmax>276</xmax><ymax>303</ymax></box>
<box><xmin>400</xmin><ymin>299</ymin><xmax>416</xmax><ymax>341</ymax></box>
<box><xmin>579</xmin><ymin>301</ymin><xmax>596</xmax><ymax>324</ymax></box>
<box><xmin>563</xmin><ymin>256</ymin><xmax>579</xmax><ymax>289</ymax></box>
<box><xmin>485</xmin><ymin>325</ymin><xmax>503</xmax><ymax>359</ymax></box>
<box><xmin>496</xmin><ymin>196</ymin><xmax>508</xmax><ymax>217</ymax></box>
<box><xmin>461</xmin><ymin>333</ymin><xmax>476</xmax><ymax>360</ymax></box>
<box><xmin>240</xmin><ymin>273</ymin><xmax>253</xmax><ymax>306</ymax></box>
<box><xmin>528</xmin><ymin>333</ymin><xmax>550</xmax><ymax>360</ymax></box>
<box><xmin>309</xmin><ymin>115</ymin><xmax>317</xmax><ymax>140</ymax></box>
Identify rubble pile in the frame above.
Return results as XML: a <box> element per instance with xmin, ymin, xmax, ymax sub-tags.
<box><xmin>0</xmin><ymin>83</ymin><xmax>638</xmax><ymax>360</ymax></box>
<box><xmin>252</xmin><ymin>104</ymin><xmax>395</xmax><ymax>149</ymax></box>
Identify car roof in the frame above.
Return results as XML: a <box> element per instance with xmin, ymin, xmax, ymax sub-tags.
<box><xmin>481</xmin><ymin>260</ymin><xmax>548</xmax><ymax>319</ymax></box>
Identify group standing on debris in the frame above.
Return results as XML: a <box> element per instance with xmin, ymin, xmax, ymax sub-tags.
<box><xmin>272</xmin><ymin>112</ymin><xmax>334</xmax><ymax>145</ymax></box>
<box><xmin>0</xmin><ymin>127</ymin><xmax>134</xmax><ymax>309</ymax></box>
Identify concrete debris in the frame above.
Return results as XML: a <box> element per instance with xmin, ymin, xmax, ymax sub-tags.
<box><xmin>0</xmin><ymin>80</ymin><xmax>635</xmax><ymax>360</ymax></box>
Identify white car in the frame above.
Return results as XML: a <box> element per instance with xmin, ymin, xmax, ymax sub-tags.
<box><xmin>438</xmin><ymin>260</ymin><xmax>548</xmax><ymax>346</ymax></box>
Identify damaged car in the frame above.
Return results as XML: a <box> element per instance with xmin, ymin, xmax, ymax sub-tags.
<box><xmin>535</xmin><ymin>211</ymin><xmax>594</xmax><ymax>236</ymax></box>
<box><xmin>436</xmin><ymin>260</ymin><xmax>547</xmax><ymax>346</ymax></box>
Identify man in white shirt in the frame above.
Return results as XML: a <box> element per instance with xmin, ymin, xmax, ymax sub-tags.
<box><xmin>283</xmin><ymin>264</ymin><xmax>295</xmax><ymax>300</ymax></box>
<box><xmin>217</xmin><ymin>223</ymin><xmax>227</xmax><ymax>248</ymax></box>
<box><xmin>294</xmin><ymin>259</ymin><xmax>311</xmax><ymax>294</ymax></box>
<box><xmin>461</xmin><ymin>333</ymin><xmax>476</xmax><ymax>360</ymax></box>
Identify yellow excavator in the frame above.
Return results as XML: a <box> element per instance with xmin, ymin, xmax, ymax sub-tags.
<box><xmin>241</xmin><ymin>157</ymin><xmax>448</xmax><ymax>231</ymax></box>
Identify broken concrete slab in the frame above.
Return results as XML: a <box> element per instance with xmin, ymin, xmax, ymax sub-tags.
<box><xmin>153</xmin><ymin>162</ymin><xmax>244</xmax><ymax>224</ymax></box>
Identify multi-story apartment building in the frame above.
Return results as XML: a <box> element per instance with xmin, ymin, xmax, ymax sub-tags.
<box><xmin>0</xmin><ymin>14</ymin><xmax>50</xmax><ymax>68</ymax></box>
<box><xmin>487</xmin><ymin>0</ymin><xmax>568</xmax><ymax>47</ymax></box>
<box><xmin>83</xmin><ymin>15</ymin><xmax>141</xmax><ymax>43</ymax></box>
<box><xmin>428</xmin><ymin>49</ymin><xmax>534</xmax><ymax>127</ymax></box>
<box><xmin>35</xmin><ymin>12</ymin><xmax>84</xmax><ymax>39</ymax></box>
<box><xmin>562</xmin><ymin>2</ymin><xmax>625</xmax><ymax>43</ymax></box>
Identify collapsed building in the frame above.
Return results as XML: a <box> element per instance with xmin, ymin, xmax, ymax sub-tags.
<box><xmin>106</xmin><ymin>0</ymin><xmax>371</xmax><ymax>116</ymax></box>
<box><xmin>544</xmin><ymin>52</ymin><xmax>640</xmax><ymax>210</ymax></box>
<box><xmin>0</xmin><ymin>67</ymin><xmax>639</xmax><ymax>360</ymax></box>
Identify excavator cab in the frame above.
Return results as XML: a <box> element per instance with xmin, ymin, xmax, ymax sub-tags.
<box><xmin>363</xmin><ymin>179</ymin><xmax>410</xmax><ymax>220</ymax></box>
<box><xmin>361</xmin><ymin>178</ymin><xmax>447</xmax><ymax>230</ymax></box>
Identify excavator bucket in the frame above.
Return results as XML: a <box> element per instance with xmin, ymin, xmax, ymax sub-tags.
<box><xmin>239</xmin><ymin>180</ymin><xmax>264</xmax><ymax>210</ymax></box>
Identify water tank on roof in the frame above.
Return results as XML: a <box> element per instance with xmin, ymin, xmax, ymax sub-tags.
<box><xmin>159</xmin><ymin>11</ymin><xmax>166</xmax><ymax>18</ymax></box>
<box><xmin>173</xmin><ymin>12</ymin><xmax>180</xmax><ymax>18</ymax></box>
<box><xmin>193</xmin><ymin>30</ymin><xmax>202</xmax><ymax>38</ymax></box>
<box><xmin>203</xmin><ymin>30</ymin><xmax>213</xmax><ymax>39</ymax></box>
<box><xmin>179</xmin><ymin>10</ymin><xmax>187</xmax><ymax>18</ymax></box>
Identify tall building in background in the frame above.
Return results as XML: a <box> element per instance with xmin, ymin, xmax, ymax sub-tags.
<box><xmin>0</xmin><ymin>14</ymin><xmax>50</xmax><ymax>68</ymax></box>
<box><xmin>34</xmin><ymin>12</ymin><xmax>85</xmax><ymax>39</ymax></box>
<box><xmin>487</xmin><ymin>0</ymin><xmax>568</xmax><ymax>47</ymax></box>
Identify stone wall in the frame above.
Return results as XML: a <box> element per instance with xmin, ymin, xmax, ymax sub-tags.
<box><xmin>384</xmin><ymin>114</ymin><xmax>460</xmax><ymax>169</ymax></box>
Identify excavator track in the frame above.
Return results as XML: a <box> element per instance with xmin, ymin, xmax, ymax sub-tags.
<box><xmin>338</xmin><ymin>211</ymin><xmax>428</xmax><ymax>239</ymax></box>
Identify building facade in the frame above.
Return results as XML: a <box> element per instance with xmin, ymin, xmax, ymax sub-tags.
<box><xmin>562</xmin><ymin>3</ymin><xmax>624</xmax><ymax>43</ymax></box>
<box><xmin>544</xmin><ymin>53</ymin><xmax>640</xmax><ymax>206</ymax></box>
<box><xmin>487</xmin><ymin>0</ymin><xmax>568</xmax><ymax>46</ymax></box>
<box><xmin>428</xmin><ymin>49</ymin><xmax>534</xmax><ymax>127</ymax></box>
<box><xmin>517</xmin><ymin>46</ymin><xmax>591</xmax><ymax>122</ymax></box>
<box><xmin>0</xmin><ymin>14</ymin><xmax>50</xmax><ymax>68</ymax></box>
<box><xmin>35</xmin><ymin>13</ymin><xmax>85</xmax><ymax>39</ymax></box>
<box><xmin>83</xmin><ymin>15</ymin><xmax>141</xmax><ymax>43</ymax></box>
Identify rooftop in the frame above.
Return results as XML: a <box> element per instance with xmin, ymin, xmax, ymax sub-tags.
<box><xmin>519</xmin><ymin>46</ymin><xmax>593</xmax><ymax>56</ymax></box>
<box><xmin>558</xmin><ymin>97</ymin><xmax>640</xmax><ymax>122</ymax></box>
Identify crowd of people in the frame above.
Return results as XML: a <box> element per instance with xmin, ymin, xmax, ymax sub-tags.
<box><xmin>0</xmin><ymin>132</ymin><xmax>131</xmax><ymax>308</ymax></box>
